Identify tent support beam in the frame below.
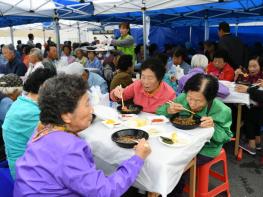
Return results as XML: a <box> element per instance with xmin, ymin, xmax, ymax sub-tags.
<box><xmin>235</xmin><ymin>23</ymin><xmax>238</xmax><ymax>36</ymax></box>
<box><xmin>54</xmin><ymin>11</ymin><xmax>61</xmax><ymax>58</ymax></box>
<box><xmin>189</xmin><ymin>26</ymin><xmax>192</xmax><ymax>43</ymax></box>
<box><xmin>43</xmin><ymin>28</ymin><xmax>46</xmax><ymax>43</ymax></box>
<box><xmin>204</xmin><ymin>19</ymin><xmax>209</xmax><ymax>41</ymax></box>
<box><xmin>142</xmin><ymin>8</ymin><xmax>147</xmax><ymax>60</ymax></box>
<box><xmin>77</xmin><ymin>22</ymin><xmax>81</xmax><ymax>43</ymax></box>
<box><xmin>10</xmin><ymin>26</ymin><xmax>14</xmax><ymax>45</ymax></box>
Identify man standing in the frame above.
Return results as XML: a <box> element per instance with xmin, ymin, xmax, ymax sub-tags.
<box><xmin>218</xmin><ymin>22</ymin><xmax>248</xmax><ymax>69</ymax></box>
<box><xmin>2</xmin><ymin>44</ymin><xmax>27</xmax><ymax>76</ymax></box>
<box><xmin>27</xmin><ymin>33</ymin><xmax>35</xmax><ymax>47</ymax></box>
<box><xmin>42</xmin><ymin>44</ymin><xmax>57</xmax><ymax>74</ymax></box>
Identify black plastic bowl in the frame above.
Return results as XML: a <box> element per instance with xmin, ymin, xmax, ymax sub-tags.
<box><xmin>117</xmin><ymin>104</ymin><xmax>143</xmax><ymax>114</ymax></box>
<box><xmin>111</xmin><ymin>129</ymin><xmax>149</xmax><ymax>148</ymax></box>
<box><xmin>170</xmin><ymin>113</ymin><xmax>201</xmax><ymax>130</ymax></box>
<box><xmin>91</xmin><ymin>114</ymin><xmax>96</xmax><ymax>124</ymax></box>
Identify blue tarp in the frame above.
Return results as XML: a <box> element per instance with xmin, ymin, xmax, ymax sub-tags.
<box><xmin>115</xmin><ymin>25</ymin><xmax>263</xmax><ymax>52</ymax></box>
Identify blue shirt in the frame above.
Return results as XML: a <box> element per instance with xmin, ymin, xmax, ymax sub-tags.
<box><xmin>0</xmin><ymin>54</ymin><xmax>7</xmax><ymax>74</ymax></box>
<box><xmin>167</xmin><ymin>61</ymin><xmax>191</xmax><ymax>75</ymax></box>
<box><xmin>85</xmin><ymin>58</ymin><xmax>102</xmax><ymax>75</ymax></box>
<box><xmin>88</xmin><ymin>72</ymin><xmax>108</xmax><ymax>94</ymax></box>
<box><xmin>0</xmin><ymin>96</ymin><xmax>13</xmax><ymax>161</ymax></box>
<box><xmin>0</xmin><ymin>97</ymin><xmax>13</xmax><ymax>127</ymax></box>
<box><xmin>2</xmin><ymin>96</ymin><xmax>40</xmax><ymax>178</ymax></box>
<box><xmin>6</xmin><ymin>56</ymin><xmax>27</xmax><ymax>76</ymax></box>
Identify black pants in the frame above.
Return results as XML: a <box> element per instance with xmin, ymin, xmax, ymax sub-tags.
<box><xmin>167</xmin><ymin>154</ymin><xmax>213</xmax><ymax>197</ymax></box>
<box><xmin>241</xmin><ymin>106</ymin><xmax>263</xmax><ymax>140</ymax></box>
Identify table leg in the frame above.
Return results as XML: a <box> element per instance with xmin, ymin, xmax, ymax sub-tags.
<box><xmin>189</xmin><ymin>157</ymin><xmax>196</xmax><ymax>197</ymax></box>
<box><xmin>234</xmin><ymin>104</ymin><xmax>242</xmax><ymax>156</ymax></box>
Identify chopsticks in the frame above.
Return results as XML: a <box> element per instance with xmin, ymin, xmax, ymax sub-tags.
<box><xmin>166</xmin><ymin>100</ymin><xmax>201</xmax><ymax>118</ymax></box>
<box><xmin>119</xmin><ymin>85</ymin><xmax>126</xmax><ymax>110</ymax></box>
<box><xmin>251</xmin><ymin>82</ymin><xmax>262</xmax><ymax>88</ymax></box>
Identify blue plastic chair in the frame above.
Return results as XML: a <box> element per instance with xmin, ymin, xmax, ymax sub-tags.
<box><xmin>0</xmin><ymin>162</ymin><xmax>14</xmax><ymax>197</ymax></box>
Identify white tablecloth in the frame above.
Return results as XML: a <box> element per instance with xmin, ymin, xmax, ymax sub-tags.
<box><xmin>79</xmin><ymin>112</ymin><xmax>214</xmax><ymax>196</ymax></box>
<box><xmin>218</xmin><ymin>80</ymin><xmax>250</xmax><ymax>105</ymax></box>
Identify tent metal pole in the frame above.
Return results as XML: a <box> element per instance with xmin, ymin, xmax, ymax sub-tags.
<box><xmin>43</xmin><ymin>28</ymin><xmax>46</xmax><ymax>44</ymax></box>
<box><xmin>204</xmin><ymin>19</ymin><xmax>209</xmax><ymax>41</ymax></box>
<box><xmin>189</xmin><ymin>26</ymin><xmax>192</xmax><ymax>43</ymax></box>
<box><xmin>10</xmin><ymin>26</ymin><xmax>14</xmax><ymax>45</ymax></box>
<box><xmin>54</xmin><ymin>12</ymin><xmax>61</xmax><ymax>58</ymax></box>
<box><xmin>77</xmin><ymin>22</ymin><xmax>81</xmax><ymax>43</ymax></box>
<box><xmin>235</xmin><ymin>23</ymin><xmax>238</xmax><ymax>36</ymax></box>
<box><xmin>142</xmin><ymin>8</ymin><xmax>147</xmax><ymax>60</ymax></box>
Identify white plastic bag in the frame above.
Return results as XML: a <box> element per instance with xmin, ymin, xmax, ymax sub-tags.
<box><xmin>88</xmin><ymin>86</ymin><xmax>109</xmax><ymax>106</ymax></box>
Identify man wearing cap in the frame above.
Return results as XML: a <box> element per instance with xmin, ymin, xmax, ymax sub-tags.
<box><xmin>61</xmin><ymin>62</ymin><xmax>108</xmax><ymax>94</ymax></box>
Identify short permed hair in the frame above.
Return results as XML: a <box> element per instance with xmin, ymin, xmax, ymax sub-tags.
<box><xmin>38</xmin><ymin>74</ymin><xmax>88</xmax><ymax>125</ymax></box>
<box><xmin>140</xmin><ymin>58</ymin><xmax>166</xmax><ymax>82</ymax></box>
<box><xmin>184</xmin><ymin>73</ymin><xmax>219</xmax><ymax>102</ymax></box>
<box><xmin>23</xmin><ymin>68</ymin><xmax>56</xmax><ymax>94</ymax></box>
<box><xmin>117</xmin><ymin>55</ymin><xmax>133</xmax><ymax>71</ymax></box>
<box><xmin>219</xmin><ymin>22</ymin><xmax>230</xmax><ymax>33</ymax></box>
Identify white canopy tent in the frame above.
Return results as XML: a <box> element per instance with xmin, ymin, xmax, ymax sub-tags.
<box><xmin>92</xmin><ymin>0</ymin><xmax>219</xmax><ymax>59</ymax></box>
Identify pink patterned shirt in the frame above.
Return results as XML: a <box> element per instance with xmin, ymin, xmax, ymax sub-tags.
<box><xmin>110</xmin><ymin>80</ymin><xmax>176</xmax><ymax>113</ymax></box>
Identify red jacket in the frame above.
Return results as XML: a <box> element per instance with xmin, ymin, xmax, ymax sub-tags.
<box><xmin>207</xmin><ymin>62</ymin><xmax>235</xmax><ymax>81</ymax></box>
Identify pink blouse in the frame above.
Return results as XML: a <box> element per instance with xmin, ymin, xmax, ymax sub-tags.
<box><xmin>110</xmin><ymin>80</ymin><xmax>176</xmax><ymax>113</ymax></box>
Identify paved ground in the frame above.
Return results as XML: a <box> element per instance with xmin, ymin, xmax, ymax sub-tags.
<box><xmin>122</xmin><ymin>142</ymin><xmax>263</xmax><ymax>197</ymax></box>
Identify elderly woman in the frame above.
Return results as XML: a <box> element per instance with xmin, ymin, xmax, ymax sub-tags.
<box><xmin>75</xmin><ymin>48</ymin><xmax>87</xmax><ymax>66</ymax></box>
<box><xmin>25</xmin><ymin>48</ymin><xmax>44</xmax><ymax>78</ymax></box>
<box><xmin>62</xmin><ymin>45</ymin><xmax>75</xmax><ymax>64</ymax></box>
<box><xmin>2</xmin><ymin>68</ymin><xmax>56</xmax><ymax>178</ymax></box>
<box><xmin>157</xmin><ymin>73</ymin><xmax>232</xmax><ymax>196</ymax></box>
<box><xmin>14</xmin><ymin>74</ymin><xmax>151</xmax><ymax>196</ymax></box>
<box><xmin>235</xmin><ymin>56</ymin><xmax>263</xmax><ymax>155</ymax></box>
<box><xmin>0</xmin><ymin>74</ymin><xmax>23</xmax><ymax>164</ymax></box>
<box><xmin>158</xmin><ymin>73</ymin><xmax>232</xmax><ymax>158</ymax></box>
<box><xmin>110</xmin><ymin>58</ymin><xmax>176</xmax><ymax>113</ymax></box>
<box><xmin>177</xmin><ymin>54</ymin><xmax>230</xmax><ymax>98</ymax></box>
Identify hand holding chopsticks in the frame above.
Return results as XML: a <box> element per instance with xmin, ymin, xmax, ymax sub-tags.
<box><xmin>166</xmin><ymin>100</ymin><xmax>184</xmax><ymax>114</ymax></box>
<box><xmin>113</xmin><ymin>85</ymin><xmax>124</xmax><ymax>100</ymax></box>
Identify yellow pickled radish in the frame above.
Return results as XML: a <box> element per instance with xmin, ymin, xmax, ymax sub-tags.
<box><xmin>171</xmin><ymin>132</ymin><xmax>177</xmax><ymax>143</ymax></box>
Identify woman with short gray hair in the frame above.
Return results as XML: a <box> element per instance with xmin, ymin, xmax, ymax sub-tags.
<box><xmin>25</xmin><ymin>48</ymin><xmax>44</xmax><ymax>78</ymax></box>
<box><xmin>14</xmin><ymin>74</ymin><xmax>151</xmax><ymax>196</ymax></box>
<box><xmin>177</xmin><ymin>54</ymin><xmax>230</xmax><ymax>98</ymax></box>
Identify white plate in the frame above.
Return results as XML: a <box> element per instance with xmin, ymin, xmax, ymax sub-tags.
<box><xmin>140</xmin><ymin>125</ymin><xmax>166</xmax><ymax>137</ymax></box>
<box><xmin>102</xmin><ymin>119</ymin><xmax>122</xmax><ymax>128</ymax></box>
<box><xmin>158</xmin><ymin>132</ymin><xmax>190</xmax><ymax>147</ymax></box>
<box><xmin>123</xmin><ymin>118</ymin><xmax>150</xmax><ymax>128</ymax></box>
<box><xmin>93</xmin><ymin>105</ymin><xmax>119</xmax><ymax>121</ymax></box>
<box><xmin>147</xmin><ymin>115</ymin><xmax>169</xmax><ymax>124</ymax></box>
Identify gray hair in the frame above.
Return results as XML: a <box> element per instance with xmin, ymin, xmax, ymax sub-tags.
<box><xmin>2</xmin><ymin>44</ymin><xmax>15</xmax><ymax>54</ymax></box>
<box><xmin>191</xmin><ymin>54</ymin><xmax>208</xmax><ymax>69</ymax></box>
<box><xmin>30</xmin><ymin>48</ymin><xmax>43</xmax><ymax>61</ymax></box>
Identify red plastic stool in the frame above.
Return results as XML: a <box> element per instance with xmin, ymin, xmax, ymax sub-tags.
<box><xmin>184</xmin><ymin>149</ymin><xmax>230</xmax><ymax>197</ymax></box>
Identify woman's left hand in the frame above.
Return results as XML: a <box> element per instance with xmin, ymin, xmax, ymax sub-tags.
<box><xmin>200</xmin><ymin>116</ymin><xmax>214</xmax><ymax>128</ymax></box>
<box><xmin>235</xmin><ymin>84</ymin><xmax>249</xmax><ymax>93</ymax></box>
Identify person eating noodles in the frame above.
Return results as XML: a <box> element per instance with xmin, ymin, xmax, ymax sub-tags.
<box><xmin>14</xmin><ymin>74</ymin><xmax>151</xmax><ymax>196</ymax></box>
<box><xmin>157</xmin><ymin>73</ymin><xmax>232</xmax><ymax>196</ymax></box>
<box><xmin>110</xmin><ymin>58</ymin><xmax>176</xmax><ymax>113</ymax></box>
